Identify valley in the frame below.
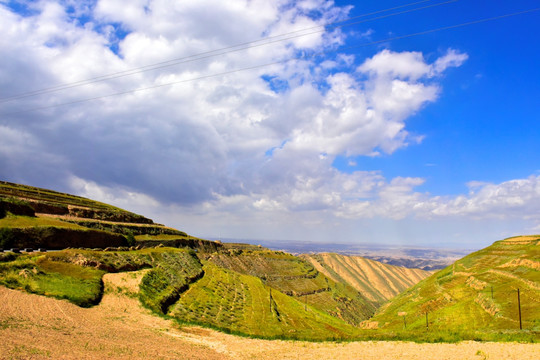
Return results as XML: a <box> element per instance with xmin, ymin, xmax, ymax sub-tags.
<box><xmin>0</xmin><ymin>181</ymin><xmax>539</xmax><ymax>358</ymax></box>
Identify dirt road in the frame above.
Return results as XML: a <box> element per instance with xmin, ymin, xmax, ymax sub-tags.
<box><xmin>1</xmin><ymin>272</ymin><xmax>537</xmax><ymax>360</ymax></box>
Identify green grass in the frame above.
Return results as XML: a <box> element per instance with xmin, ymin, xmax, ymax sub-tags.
<box><xmin>329</xmin><ymin>328</ymin><xmax>539</xmax><ymax>343</ymax></box>
<box><xmin>45</xmin><ymin>248</ymin><xmax>154</xmax><ymax>271</ymax></box>
<box><xmin>135</xmin><ymin>234</ymin><xmax>189</xmax><ymax>240</ymax></box>
<box><xmin>207</xmin><ymin>250</ymin><xmax>376</xmax><ymax>325</ymax></box>
<box><xmin>63</xmin><ymin>219</ymin><xmax>185</xmax><ymax>236</ymax></box>
<box><xmin>0</xmin><ymin>254</ymin><xmax>104</xmax><ymax>307</ymax></box>
<box><xmin>0</xmin><ymin>181</ymin><xmax>155</xmax><ymax>227</ymax></box>
<box><xmin>372</xmin><ymin>236</ymin><xmax>540</xmax><ymax>332</ymax></box>
<box><xmin>0</xmin><ymin>181</ymin><xmax>124</xmax><ymax>212</ymax></box>
<box><xmin>0</xmin><ymin>247</ymin><xmax>197</xmax><ymax>308</ymax></box>
<box><xmin>138</xmin><ymin>248</ymin><xmax>203</xmax><ymax>314</ymax></box>
<box><xmin>170</xmin><ymin>261</ymin><xmax>361</xmax><ymax>340</ymax></box>
<box><xmin>0</xmin><ymin>214</ymin><xmax>87</xmax><ymax>230</ymax></box>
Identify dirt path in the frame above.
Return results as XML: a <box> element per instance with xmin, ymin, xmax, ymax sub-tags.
<box><xmin>1</xmin><ymin>273</ymin><xmax>538</xmax><ymax>360</ymax></box>
<box><xmin>0</xmin><ymin>272</ymin><xmax>230</xmax><ymax>360</ymax></box>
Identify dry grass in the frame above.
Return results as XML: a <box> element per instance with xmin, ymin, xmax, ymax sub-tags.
<box><xmin>303</xmin><ymin>253</ymin><xmax>431</xmax><ymax>304</ymax></box>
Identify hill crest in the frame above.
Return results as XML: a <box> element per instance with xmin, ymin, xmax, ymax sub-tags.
<box><xmin>371</xmin><ymin>235</ymin><xmax>540</xmax><ymax>332</ymax></box>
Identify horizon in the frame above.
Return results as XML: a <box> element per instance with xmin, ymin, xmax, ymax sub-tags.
<box><xmin>1</xmin><ymin>0</ymin><xmax>539</xmax><ymax>249</ymax></box>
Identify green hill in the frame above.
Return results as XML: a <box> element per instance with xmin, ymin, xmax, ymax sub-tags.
<box><xmin>0</xmin><ymin>181</ymin><xmax>220</xmax><ymax>251</ymax></box>
<box><xmin>0</xmin><ymin>181</ymin><xmax>374</xmax><ymax>340</ymax></box>
<box><xmin>170</xmin><ymin>260</ymin><xmax>362</xmax><ymax>340</ymax></box>
<box><xmin>204</xmin><ymin>250</ymin><xmax>377</xmax><ymax>326</ymax></box>
<box><xmin>0</xmin><ymin>246</ymin><xmax>373</xmax><ymax>340</ymax></box>
<box><xmin>3</xmin><ymin>181</ymin><xmax>538</xmax><ymax>341</ymax></box>
<box><xmin>371</xmin><ymin>236</ymin><xmax>540</xmax><ymax>332</ymax></box>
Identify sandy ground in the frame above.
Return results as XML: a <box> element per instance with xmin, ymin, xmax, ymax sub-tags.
<box><xmin>1</xmin><ymin>272</ymin><xmax>538</xmax><ymax>360</ymax></box>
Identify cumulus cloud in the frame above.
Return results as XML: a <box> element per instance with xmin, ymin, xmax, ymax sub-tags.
<box><xmin>336</xmin><ymin>175</ymin><xmax>540</xmax><ymax>223</ymax></box>
<box><xmin>429</xmin><ymin>176</ymin><xmax>540</xmax><ymax>219</ymax></box>
<box><xmin>6</xmin><ymin>0</ymin><xmax>524</xmax><ymax>243</ymax></box>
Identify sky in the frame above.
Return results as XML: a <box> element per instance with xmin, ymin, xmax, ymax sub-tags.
<box><xmin>1</xmin><ymin>0</ymin><xmax>539</xmax><ymax>250</ymax></box>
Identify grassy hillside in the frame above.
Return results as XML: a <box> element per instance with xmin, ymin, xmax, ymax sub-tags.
<box><xmin>371</xmin><ymin>236</ymin><xmax>540</xmax><ymax>332</ymax></box>
<box><xmin>0</xmin><ymin>181</ymin><xmax>150</xmax><ymax>222</ymax></box>
<box><xmin>0</xmin><ymin>247</ymin><xmax>199</xmax><ymax>308</ymax></box>
<box><xmin>0</xmin><ymin>247</ymin><xmax>366</xmax><ymax>340</ymax></box>
<box><xmin>302</xmin><ymin>253</ymin><xmax>431</xmax><ymax>306</ymax></box>
<box><xmin>205</xmin><ymin>250</ymin><xmax>377</xmax><ymax>325</ymax></box>
<box><xmin>4</xmin><ymin>181</ymin><xmax>538</xmax><ymax>341</ymax></box>
<box><xmin>0</xmin><ymin>181</ymin><xmax>220</xmax><ymax>251</ymax></box>
<box><xmin>170</xmin><ymin>261</ymin><xmax>361</xmax><ymax>340</ymax></box>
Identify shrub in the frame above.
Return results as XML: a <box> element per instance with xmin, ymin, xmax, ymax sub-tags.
<box><xmin>0</xmin><ymin>228</ymin><xmax>14</xmax><ymax>249</ymax></box>
<box><xmin>0</xmin><ymin>252</ymin><xmax>17</xmax><ymax>262</ymax></box>
<box><xmin>125</xmin><ymin>232</ymin><xmax>136</xmax><ymax>247</ymax></box>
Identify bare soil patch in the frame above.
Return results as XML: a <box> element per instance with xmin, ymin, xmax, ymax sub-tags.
<box><xmin>1</xmin><ymin>272</ymin><xmax>538</xmax><ymax>360</ymax></box>
<box><xmin>0</xmin><ymin>273</ymin><xmax>228</xmax><ymax>360</ymax></box>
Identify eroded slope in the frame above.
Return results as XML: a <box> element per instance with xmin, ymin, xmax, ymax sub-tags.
<box><xmin>302</xmin><ymin>253</ymin><xmax>431</xmax><ymax>305</ymax></box>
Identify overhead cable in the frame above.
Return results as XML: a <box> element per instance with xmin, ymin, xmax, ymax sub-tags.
<box><xmin>2</xmin><ymin>6</ymin><xmax>538</xmax><ymax>116</ymax></box>
<box><xmin>0</xmin><ymin>0</ymin><xmax>455</xmax><ymax>103</ymax></box>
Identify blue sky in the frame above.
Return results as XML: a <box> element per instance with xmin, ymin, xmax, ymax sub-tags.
<box><xmin>1</xmin><ymin>0</ymin><xmax>539</xmax><ymax>250</ymax></box>
<box><xmin>332</xmin><ymin>0</ymin><xmax>540</xmax><ymax>195</ymax></box>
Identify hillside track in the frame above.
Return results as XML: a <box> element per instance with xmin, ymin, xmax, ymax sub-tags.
<box><xmin>1</xmin><ymin>275</ymin><xmax>539</xmax><ymax>359</ymax></box>
<box><xmin>0</xmin><ymin>274</ymin><xmax>230</xmax><ymax>360</ymax></box>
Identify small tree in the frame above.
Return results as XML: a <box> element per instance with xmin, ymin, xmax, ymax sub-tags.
<box><xmin>125</xmin><ymin>231</ymin><xmax>136</xmax><ymax>247</ymax></box>
<box><xmin>0</xmin><ymin>228</ymin><xmax>14</xmax><ymax>248</ymax></box>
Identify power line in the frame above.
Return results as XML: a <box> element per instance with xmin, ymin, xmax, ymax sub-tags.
<box><xmin>0</xmin><ymin>0</ymin><xmax>456</xmax><ymax>103</ymax></box>
<box><xmin>2</xmin><ymin>6</ymin><xmax>538</xmax><ymax>116</ymax></box>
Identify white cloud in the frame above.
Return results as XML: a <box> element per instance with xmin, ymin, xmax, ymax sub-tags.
<box><xmin>431</xmin><ymin>49</ymin><xmax>469</xmax><ymax>76</ymax></box>
<box><xmin>358</xmin><ymin>48</ymin><xmax>468</xmax><ymax>80</ymax></box>
<box><xmin>7</xmin><ymin>0</ymin><xmax>524</xmax><ymax>247</ymax></box>
<box><xmin>429</xmin><ymin>176</ymin><xmax>540</xmax><ymax>219</ymax></box>
<box><xmin>69</xmin><ymin>176</ymin><xmax>161</xmax><ymax>211</ymax></box>
<box><xmin>358</xmin><ymin>49</ymin><xmax>431</xmax><ymax>81</ymax></box>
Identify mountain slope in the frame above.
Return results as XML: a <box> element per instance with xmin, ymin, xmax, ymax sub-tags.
<box><xmin>205</xmin><ymin>250</ymin><xmax>377</xmax><ymax>326</ymax></box>
<box><xmin>0</xmin><ymin>181</ymin><xmax>220</xmax><ymax>251</ymax></box>
<box><xmin>371</xmin><ymin>236</ymin><xmax>540</xmax><ymax>331</ymax></box>
<box><xmin>170</xmin><ymin>261</ymin><xmax>362</xmax><ymax>340</ymax></box>
<box><xmin>0</xmin><ymin>181</ymin><xmax>371</xmax><ymax>340</ymax></box>
<box><xmin>302</xmin><ymin>253</ymin><xmax>431</xmax><ymax>305</ymax></box>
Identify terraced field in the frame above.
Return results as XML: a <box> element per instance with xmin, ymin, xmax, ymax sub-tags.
<box><xmin>1</xmin><ymin>271</ymin><xmax>538</xmax><ymax>359</ymax></box>
<box><xmin>0</xmin><ymin>247</ymin><xmax>202</xmax><ymax>309</ymax></box>
<box><xmin>170</xmin><ymin>261</ymin><xmax>361</xmax><ymax>340</ymax></box>
<box><xmin>0</xmin><ymin>181</ymin><xmax>220</xmax><ymax>251</ymax></box>
<box><xmin>372</xmin><ymin>236</ymin><xmax>540</xmax><ymax>331</ymax></box>
<box><xmin>0</xmin><ymin>247</ymin><xmax>371</xmax><ymax>340</ymax></box>
<box><xmin>0</xmin><ymin>180</ymin><xmax>151</xmax><ymax>223</ymax></box>
<box><xmin>206</xmin><ymin>251</ymin><xmax>376</xmax><ymax>325</ymax></box>
<box><xmin>302</xmin><ymin>253</ymin><xmax>431</xmax><ymax>305</ymax></box>
<box><xmin>2</xmin><ymin>181</ymin><xmax>538</xmax><ymax>343</ymax></box>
